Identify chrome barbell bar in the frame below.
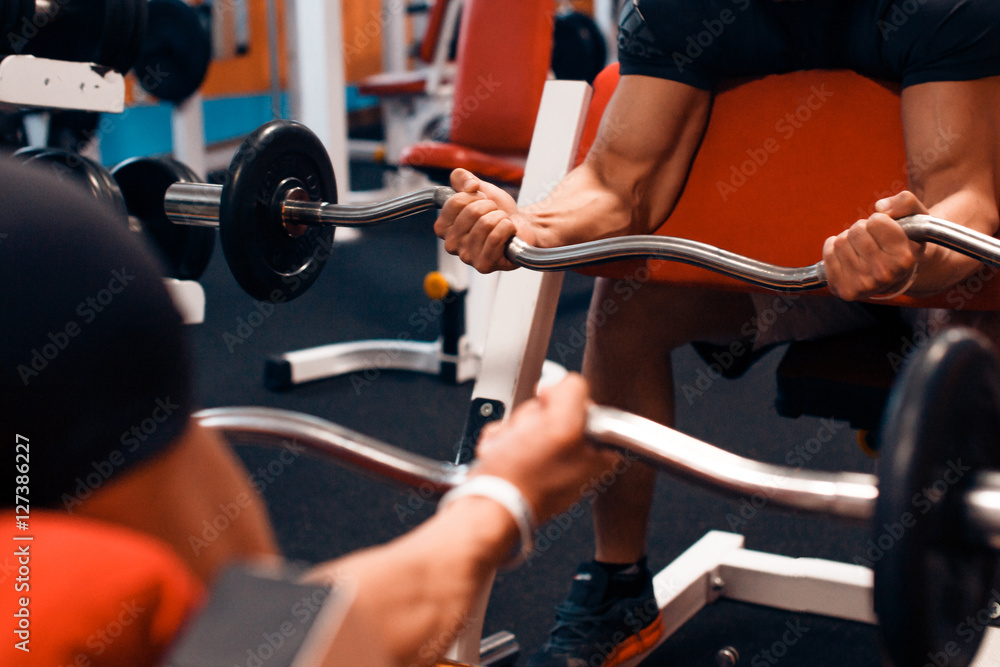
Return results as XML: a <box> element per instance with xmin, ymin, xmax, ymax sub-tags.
<box><xmin>165</xmin><ymin>184</ymin><xmax>1000</xmax><ymax>291</ymax></box>
<box><xmin>194</xmin><ymin>404</ymin><xmax>1000</xmax><ymax>545</ymax></box>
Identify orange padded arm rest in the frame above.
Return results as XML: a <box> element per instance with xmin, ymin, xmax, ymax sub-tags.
<box><xmin>449</xmin><ymin>0</ymin><xmax>554</xmax><ymax>154</ymax></box>
<box><xmin>575</xmin><ymin>65</ymin><xmax>1000</xmax><ymax>311</ymax></box>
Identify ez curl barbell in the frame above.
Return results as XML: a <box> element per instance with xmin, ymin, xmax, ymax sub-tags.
<box><xmin>197</xmin><ymin>326</ymin><xmax>1000</xmax><ymax>667</ymax></box>
<box><xmin>154</xmin><ymin>119</ymin><xmax>1000</xmax><ymax>302</ymax></box>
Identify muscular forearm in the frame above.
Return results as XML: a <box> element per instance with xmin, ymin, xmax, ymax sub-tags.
<box><xmin>909</xmin><ymin>187</ymin><xmax>1000</xmax><ymax>298</ymax></box>
<box><xmin>519</xmin><ymin>162</ymin><xmax>638</xmax><ymax>247</ymax></box>
<box><xmin>306</xmin><ymin>497</ymin><xmax>518</xmax><ymax>667</ymax></box>
<box><xmin>522</xmin><ymin>76</ymin><xmax>710</xmax><ymax>246</ymax></box>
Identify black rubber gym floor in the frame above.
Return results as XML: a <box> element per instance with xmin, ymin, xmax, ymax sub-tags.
<box><xmin>186</xmin><ymin>168</ymin><xmax>883</xmax><ymax>666</ymax></box>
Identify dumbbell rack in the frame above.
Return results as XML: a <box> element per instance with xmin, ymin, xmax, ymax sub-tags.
<box><xmin>2</xmin><ymin>54</ymin><xmax>207</xmax><ymax>324</ymax></box>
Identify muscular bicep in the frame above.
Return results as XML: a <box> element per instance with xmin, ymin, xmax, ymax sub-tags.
<box><xmin>899</xmin><ymin>77</ymin><xmax>1000</xmax><ymax>293</ymax></box>
<box><xmin>580</xmin><ymin>75</ymin><xmax>712</xmax><ymax>234</ymax></box>
<box><xmin>902</xmin><ymin>78</ymin><xmax>1000</xmax><ymax>235</ymax></box>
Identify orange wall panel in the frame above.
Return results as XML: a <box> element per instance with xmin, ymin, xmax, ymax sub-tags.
<box><xmin>200</xmin><ymin>0</ymin><xmax>289</xmax><ymax>97</ymax></box>
<box><xmin>342</xmin><ymin>0</ymin><xmax>385</xmax><ymax>82</ymax></box>
<box><xmin>127</xmin><ymin>0</ymin><xmax>397</xmax><ymax>103</ymax></box>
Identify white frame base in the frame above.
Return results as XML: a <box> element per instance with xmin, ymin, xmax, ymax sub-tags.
<box><xmin>622</xmin><ymin>531</ymin><xmax>1000</xmax><ymax>667</ymax></box>
<box><xmin>267</xmin><ymin>337</ymin><xmax>568</xmax><ymax>389</ymax></box>
<box><xmin>164</xmin><ymin>279</ymin><xmax>205</xmax><ymax>325</ymax></box>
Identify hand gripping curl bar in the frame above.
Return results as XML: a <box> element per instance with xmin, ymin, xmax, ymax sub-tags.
<box><xmin>162</xmin><ymin>120</ymin><xmax>1000</xmax><ymax>301</ymax></box>
<box><xmin>198</xmin><ymin>327</ymin><xmax>1000</xmax><ymax>667</ymax></box>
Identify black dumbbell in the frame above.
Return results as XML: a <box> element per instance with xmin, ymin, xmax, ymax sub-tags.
<box><xmin>0</xmin><ymin>0</ymin><xmax>146</xmax><ymax>73</ymax></box>
<box><xmin>13</xmin><ymin>147</ymin><xmax>214</xmax><ymax>280</ymax></box>
<box><xmin>112</xmin><ymin>156</ymin><xmax>215</xmax><ymax>280</ymax></box>
<box><xmin>132</xmin><ymin>0</ymin><xmax>212</xmax><ymax>104</ymax></box>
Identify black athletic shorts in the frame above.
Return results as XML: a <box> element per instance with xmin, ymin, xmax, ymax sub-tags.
<box><xmin>618</xmin><ymin>0</ymin><xmax>1000</xmax><ymax>90</ymax></box>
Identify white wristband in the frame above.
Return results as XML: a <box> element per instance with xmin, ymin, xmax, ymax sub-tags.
<box><xmin>870</xmin><ymin>264</ymin><xmax>918</xmax><ymax>301</ymax></box>
<box><xmin>437</xmin><ymin>475</ymin><xmax>536</xmax><ymax>569</ymax></box>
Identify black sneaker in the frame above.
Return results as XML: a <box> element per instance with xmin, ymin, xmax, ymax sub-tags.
<box><xmin>528</xmin><ymin>562</ymin><xmax>664</xmax><ymax>667</ymax></box>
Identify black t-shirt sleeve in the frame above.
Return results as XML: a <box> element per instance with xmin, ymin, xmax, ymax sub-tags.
<box><xmin>617</xmin><ymin>0</ymin><xmax>716</xmax><ymax>90</ymax></box>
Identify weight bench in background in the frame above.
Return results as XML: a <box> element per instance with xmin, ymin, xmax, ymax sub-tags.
<box><xmin>356</xmin><ymin>0</ymin><xmax>464</xmax><ymax>171</ymax></box>
<box><xmin>267</xmin><ymin>0</ymin><xmax>559</xmax><ymax>391</ymax></box>
<box><xmin>465</xmin><ymin>67</ymin><xmax>1000</xmax><ymax>663</ymax></box>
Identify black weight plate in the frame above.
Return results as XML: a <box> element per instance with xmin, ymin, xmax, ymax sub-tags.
<box><xmin>101</xmin><ymin>0</ymin><xmax>146</xmax><ymax>73</ymax></box>
<box><xmin>89</xmin><ymin>0</ymin><xmax>133</xmax><ymax>72</ymax></box>
<box><xmin>93</xmin><ymin>0</ymin><xmax>124</xmax><ymax>68</ymax></box>
<box><xmin>219</xmin><ymin>120</ymin><xmax>337</xmax><ymax>303</ymax></box>
<box><xmin>0</xmin><ymin>0</ymin><xmax>35</xmax><ymax>55</ymax></box>
<box><xmin>12</xmin><ymin>145</ymin><xmax>52</xmax><ymax>160</ymax></box>
<box><xmin>552</xmin><ymin>11</ymin><xmax>607</xmax><ymax>84</ymax></box>
<box><xmin>112</xmin><ymin>156</ymin><xmax>215</xmax><ymax>280</ymax></box>
<box><xmin>132</xmin><ymin>0</ymin><xmax>210</xmax><ymax>103</ymax></box>
<box><xmin>27</xmin><ymin>0</ymin><xmax>104</xmax><ymax>66</ymax></box>
<box><xmin>122</xmin><ymin>0</ymin><xmax>149</xmax><ymax>74</ymax></box>
<box><xmin>23</xmin><ymin>0</ymin><xmax>144</xmax><ymax>72</ymax></box>
<box><xmin>23</xmin><ymin>149</ymin><xmax>128</xmax><ymax>222</ymax></box>
<box><xmin>875</xmin><ymin>327</ymin><xmax>1000</xmax><ymax>667</ymax></box>
<box><xmin>47</xmin><ymin>110</ymin><xmax>99</xmax><ymax>151</ymax></box>
<box><xmin>0</xmin><ymin>111</ymin><xmax>27</xmax><ymax>150</ymax></box>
